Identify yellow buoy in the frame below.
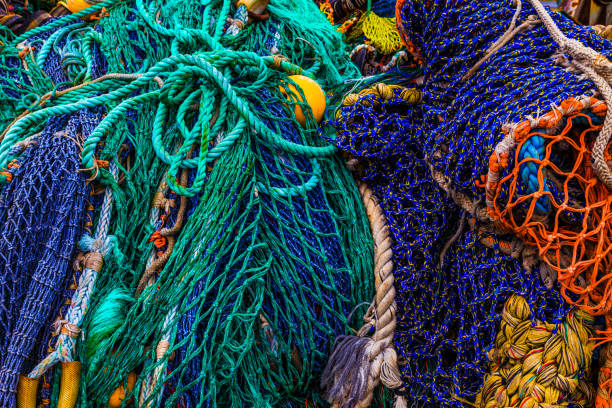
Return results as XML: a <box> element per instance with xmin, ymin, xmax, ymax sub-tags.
<box><xmin>236</xmin><ymin>0</ymin><xmax>268</xmax><ymax>14</ymax></box>
<box><xmin>63</xmin><ymin>0</ymin><xmax>91</xmax><ymax>13</ymax></box>
<box><xmin>279</xmin><ymin>75</ymin><xmax>326</xmax><ymax>127</ymax></box>
<box><xmin>108</xmin><ymin>371</ymin><xmax>137</xmax><ymax>408</ymax></box>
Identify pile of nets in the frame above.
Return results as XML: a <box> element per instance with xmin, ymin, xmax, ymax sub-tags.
<box><xmin>325</xmin><ymin>81</ymin><xmax>572</xmax><ymax>407</ymax></box>
<box><xmin>7</xmin><ymin>0</ymin><xmax>612</xmax><ymax>407</ymax></box>
<box><xmin>0</xmin><ymin>0</ymin><xmax>383</xmax><ymax>406</ymax></box>
<box><xmin>322</xmin><ymin>0</ymin><xmax>612</xmax><ymax>406</ymax></box>
<box><xmin>313</xmin><ymin>0</ymin><xmax>420</xmax><ymax>76</ymax></box>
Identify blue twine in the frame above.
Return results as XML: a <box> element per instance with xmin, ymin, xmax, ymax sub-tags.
<box><xmin>0</xmin><ymin>108</ymin><xmax>96</xmax><ymax>408</ymax></box>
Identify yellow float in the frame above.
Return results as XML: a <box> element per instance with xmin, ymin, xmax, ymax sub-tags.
<box><xmin>279</xmin><ymin>75</ymin><xmax>326</xmax><ymax>127</ymax></box>
<box><xmin>63</xmin><ymin>0</ymin><xmax>92</xmax><ymax>13</ymax></box>
<box><xmin>108</xmin><ymin>371</ymin><xmax>137</xmax><ymax>408</ymax></box>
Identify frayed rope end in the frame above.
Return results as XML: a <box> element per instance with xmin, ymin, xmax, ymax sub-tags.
<box><xmin>321</xmin><ymin>335</ymin><xmax>372</xmax><ymax>408</ymax></box>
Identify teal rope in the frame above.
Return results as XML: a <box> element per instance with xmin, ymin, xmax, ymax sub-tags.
<box><xmin>35</xmin><ymin>23</ymin><xmax>87</xmax><ymax>68</ymax></box>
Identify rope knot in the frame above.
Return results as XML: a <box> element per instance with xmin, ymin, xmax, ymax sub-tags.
<box><xmin>226</xmin><ymin>17</ymin><xmax>245</xmax><ymax>30</ymax></box>
<box><xmin>83</xmin><ymin>251</ymin><xmax>103</xmax><ymax>271</ymax></box>
<box><xmin>152</xmin><ymin>191</ymin><xmax>175</xmax><ymax>213</ymax></box>
<box><xmin>51</xmin><ymin>320</ymin><xmax>81</xmax><ymax>339</ymax></box>
<box><xmin>78</xmin><ymin>233</ymin><xmax>116</xmax><ymax>258</ymax></box>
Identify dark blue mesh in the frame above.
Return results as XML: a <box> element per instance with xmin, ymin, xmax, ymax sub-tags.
<box><xmin>0</xmin><ymin>108</ymin><xmax>97</xmax><ymax>407</ymax></box>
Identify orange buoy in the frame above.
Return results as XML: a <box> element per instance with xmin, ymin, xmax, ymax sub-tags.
<box><xmin>108</xmin><ymin>371</ymin><xmax>137</xmax><ymax>408</ymax></box>
<box><xmin>279</xmin><ymin>75</ymin><xmax>326</xmax><ymax>127</ymax></box>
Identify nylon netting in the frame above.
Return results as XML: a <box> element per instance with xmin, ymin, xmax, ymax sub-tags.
<box><xmin>0</xmin><ymin>0</ymin><xmax>376</xmax><ymax>405</ymax></box>
<box><xmin>485</xmin><ymin>97</ymin><xmax>612</xmax><ymax>316</ymax></box>
<box><xmin>324</xmin><ymin>83</ymin><xmax>571</xmax><ymax>407</ymax></box>
<box><xmin>344</xmin><ymin>0</ymin><xmax>612</xmax><ymax>405</ymax></box>
<box><xmin>395</xmin><ymin>0</ymin><xmax>612</xmax><ymax>195</ymax></box>
<box><xmin>393</xmin><ymin>0</ymin><xmax>612</xmax><ymax>316</ymax></box>
<box><xmin>0</xmin><ymin>111</ymin><xmax>91</xmax><ymax>405</ymax></box>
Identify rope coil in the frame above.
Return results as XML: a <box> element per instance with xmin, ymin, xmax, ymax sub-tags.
<box><xmin>476</xmin><ymin>295</ymin><xmax>595</xmax><ymax>408</ymax></box>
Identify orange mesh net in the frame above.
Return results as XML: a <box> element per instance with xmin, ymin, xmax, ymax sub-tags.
<box><xmin>485</xmin><ymin>96</ymin><xmax>612</xmax><ymax>315</ymax></box>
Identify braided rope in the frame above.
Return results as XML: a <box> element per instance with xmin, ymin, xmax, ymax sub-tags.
<box><xmin>356</xmin><ymin>182</ymin><xmax>402</xmax><ymax>408</ymax></box>
<box><xmin>139</xmin><ymin>309</ymin><xmax>176</xmax><ymax>408</ymax></box>
<box><xmin>137</xmin><ymin>170</ymin><xmax>185</xmax><ymax>407</ymax></box>
<box><xmin>476</xmin><ymin>295</ymin><xmax>595</xmax><ymax>408</ymax></box>
<box><xmin>225</xmin><ymin>4</ymin><xmax>247</xmax><ymax>36</ymax></box>
<box><xmin>593</xmin><ymin>24</ymin><xmax>612</xmax><ymax>41</ymax></box>
<box><xmin>321</xmin><ymin>179</ymin><xmax>402</xmax><ymax>408</ymax></box>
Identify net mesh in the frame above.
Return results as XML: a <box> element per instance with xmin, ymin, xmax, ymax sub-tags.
<box><xmin>0</xmin><ymin>0</ymin><xmax>375</xmax><ymax>406</ymax></box>
<box><xmin>325</xmin><ymin>83</ymin><xmax>571</xmax><ymax>407</ymax></box>
<box><xmin>486</xmin><ymin>97</ymin><xmax>612</xmax><ymax>316</ymax></box>
<box><xmin>0</xmin><ymin>110</ymin><xmax>91</xmax><ymax>405</ymax></box>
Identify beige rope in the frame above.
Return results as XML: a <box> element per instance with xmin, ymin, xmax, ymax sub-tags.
<box><xmin>355</xmin><ymin>182</ymin><xmax>403</xmax><ymax>407</ymax></box>
<box><xmin>526</xmin><ymin>0</ymin><xmax>612</xmax><ymax>190</ymax></box>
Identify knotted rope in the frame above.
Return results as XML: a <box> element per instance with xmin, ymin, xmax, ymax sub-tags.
<box><xmin>476</xmin><ymin>295</ymin><xmax>595</xmax><ymax>408</ymax></box>
<box><xmin>321</xmin><ymin>182</ymin><xmax>403</xmax><ymax>408</ymax></box>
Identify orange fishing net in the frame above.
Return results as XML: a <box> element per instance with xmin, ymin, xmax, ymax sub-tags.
<box><xmin>485</xmin><ymin>96</ymin><xmax>612</xmax><ymax>315</ymax></box>
<box><xmin>483</xmin><ymin>95</ymin><xmax>612</xmax><ymax>405</ymax></box>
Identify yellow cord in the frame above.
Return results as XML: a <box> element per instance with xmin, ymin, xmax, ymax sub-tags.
<box><xmin>475</xmin><ymin>295</ymin><xmax>594</xmax><ymax>408</ymax></box>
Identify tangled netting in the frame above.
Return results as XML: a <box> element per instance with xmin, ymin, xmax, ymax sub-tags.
<box><xmin>0</xmin><ymin>0</ymin><xmax>378</xmax><ymax>406</ymax></box>
<box><xmin>393</xmin><ymin>0</ymin><xmax>612</xmax><ymax>336</ymax></box>
<box><xmin>317</xmin><ymin>0</ymin><xmax>612</xmax><ymax>405</ymax></box>
<box><xmin>315</xmin><ymin>0</ymin><xmax>420</xmax><ymax>77</ymax></box>
<box><xmin>325</xmin><ymin>83</ymin><xmax>571</xmax><ymax>407</ymax></box>
<box><xmin>394</xmin><ymin>0</ymin><xmax>612</xmax><ymax>196</ymax></box>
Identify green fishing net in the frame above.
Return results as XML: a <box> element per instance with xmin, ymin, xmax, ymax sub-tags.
<box><xmin>0</xmin><ymin>0</ymin><xmax>375</xmax><ymax>405</ymax></box>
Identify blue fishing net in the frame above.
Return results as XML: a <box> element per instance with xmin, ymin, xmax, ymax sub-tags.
<box><xmin>396</xmin><ymin>0</ymin><xmax>612</xmax><ymax>197</ymax></box>
<box><xmin>325</xmin><ymin>84</ymin><xmax>572</xmax><ymax>406</ymax></box>
<box><xmin>0</xmin><ymin>107</ymin><xmax>95</xmax><ymax>406</ymax></box>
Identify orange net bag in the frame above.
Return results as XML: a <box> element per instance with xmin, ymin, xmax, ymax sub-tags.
<box><xmin>486</xmin><ymin>96</ymin><xmax>612</xmax><ymax>314</ymax></box>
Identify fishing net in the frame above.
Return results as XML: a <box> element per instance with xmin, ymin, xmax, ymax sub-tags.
<box><xmin>0</xmin><ymin>110</ymin><xmax>92</xmax><ymax>405</ymax></box>
<box><xmin>319</xmin><ymin>0</ymin><xmax>612</xmax><ymax>405</ymax></box>
<box><xmin>325</xmin><ymin>82</ymin><xmax>572</xmax><ymax>407</ymax></box>
<box><xmin>0</xmin><ymin>0</ymin><xmax>377</xmax><ymax>406</ymax></box>
<box><xmin>393</xmin><ymin>0</ymin><xmax>612</xmax><ymax>323</ymax></box>
<box><xmin>315</xmin><ymin>0</ymin><xmax>419</xmax><ymax>76</ymax></box>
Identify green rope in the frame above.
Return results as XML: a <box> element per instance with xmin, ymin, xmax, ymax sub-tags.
<box><xmin>0</xmin><ymin>0</ymin><xmax>371</xmax><ymax>405</ymax></box>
